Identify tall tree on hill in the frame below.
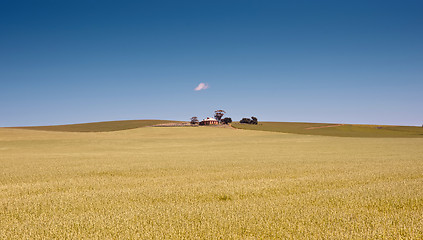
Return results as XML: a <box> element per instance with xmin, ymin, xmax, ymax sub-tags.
<box><xmin>190</xmin><ymin>116</ymin><xmax>199</xmax><ymax>125</ymax></box>
<box><xmin>214</xmin><ymin>110</ymin><xmax>226</xmax><ymax>123</ymax></box>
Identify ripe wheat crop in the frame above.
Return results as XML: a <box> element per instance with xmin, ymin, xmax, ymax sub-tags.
<box><xmin>1</xmin><ymin>127</ymin><xmax>422</xmax><ymax>239</ymax></box>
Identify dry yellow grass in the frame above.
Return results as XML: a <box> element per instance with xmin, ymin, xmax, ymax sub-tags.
<box><xmin>1</xmin><ymin>126</ymin><xmax>423</xmax><ymax>239</ymax></box>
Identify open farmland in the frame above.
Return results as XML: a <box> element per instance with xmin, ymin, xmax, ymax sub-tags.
<box><xmin>13</xmin><ymin>119</ymin><xmax>180</xmax><ymax>132</ymax></box>
<box><xmin>233</xmin><ymin>122</ymin><xmax>423</xmax><ymax>138</ymax></box>
<box><xmin>1</xmin><ymin>125</ymin><xmax>423</xmax><ymax>239</ymax></box>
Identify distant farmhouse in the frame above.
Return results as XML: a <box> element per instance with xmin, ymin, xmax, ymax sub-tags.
<box><xmin>199</xmin><ymin>117</ymin><xmax>219</xmax><ymax>126</ymax></box>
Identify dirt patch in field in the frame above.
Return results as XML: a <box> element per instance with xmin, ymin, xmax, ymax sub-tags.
<box><xmin>305</xmin><ymin>124</ymin><xmax>344</xmax><ymax>130</ymax></box>
<box><xmin>152</xmin><ymin>123</ymin><xmax>237</xmax><ymax>129</ymax></box>
<box><xmin>151</xmin><ymin>123</ymin><xmax>195</xmax><ymax>127</ymax></box>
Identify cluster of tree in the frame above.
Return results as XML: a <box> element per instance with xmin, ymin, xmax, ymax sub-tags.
<box><xmin>214</xmin><ymin>110</ymin><xmax>234</xmax><ymax>124</ymax></box>
<box><xmin>221</xmin><ymin>117</ymin><xmax>232</xmax><ymax>125</ymax></box>
<box><xmin>191</xmin><ymin>110</ymin><xmax>232</xmax><ymax>125</ymax></box>
<box><xmin>240</xmin><ymin>116</ymin><xmax>258</xmax><ymax>125</ymax></box>
<box><xmin>214</xmin><ymin>110</ymin><xmax>225</xmax><ymax>123</ymax></box>
<box><xmin>192</xmin><ymin>111</ymin><xmax>257</xmax><ymax>125</ymax></box>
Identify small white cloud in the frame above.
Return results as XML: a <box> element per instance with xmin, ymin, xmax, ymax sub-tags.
<box><xmin>194</xmin><ymin>83</ymin><xmax>209</xmax><ymax>91</ymax></box>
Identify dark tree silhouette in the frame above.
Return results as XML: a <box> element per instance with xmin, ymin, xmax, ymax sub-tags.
<box><xmin>240</xmin><ymin>118</ymin><xmax>252</xmax><ymax>124</ymax></box>
<box><xmin>240</xmin><ymin>117</ymin><xmax>258</xmax><ymax>124</ymax></box>
<box><xmin>190</xmin><ymin>116</ymin><xmax>199</xmax><ymax>125</ymax></box>
<box><xmin>221</xmin><ymin>117</ymin><xmax>232</xmax><ymax>125</ymax></box>
<box><xmin>214</xmin><ymin>110</ymin><xmax>226</xmax><ymax>123</ymax></box>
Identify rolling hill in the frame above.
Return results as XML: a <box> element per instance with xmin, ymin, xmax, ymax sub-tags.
<box><xmin>12</xmin><ymin>120</ymin><xmax>180</xmax><ymax>132</ymax></box>
<box><xmin>8</xmin><ymin>119</ymin><xmax>423</xmax><ymax>137</ymax></box>
<box><xmin>232</xmin><ymin>122</ymin><xmax>423</xmax><ymax>138</ymax></box>
<box><xmin>1</xmin><ymin>124</ymin><xmax>423</xmax><ymax>238</ymax></box>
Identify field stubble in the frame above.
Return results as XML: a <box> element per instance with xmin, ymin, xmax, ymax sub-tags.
<box><xmin>0</xmin><ymin>127</ymin><xmax>422</xmax><ymax>239</ymax></box>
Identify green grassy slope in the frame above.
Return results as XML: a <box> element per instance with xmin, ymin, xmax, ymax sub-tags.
<box><xmin>232</xmin><ymin>122</ymin><xmax>423</xmax><ymax>138</ymax></box>
<box><xmin>8</xmin><ymin>119</ymin><xmax>423</xmax><ymax>137</ymax></box>
<box><xmin>13</xmin><ymin>120</ymin><xmax>179</xmax><ymax>132</ymax></box>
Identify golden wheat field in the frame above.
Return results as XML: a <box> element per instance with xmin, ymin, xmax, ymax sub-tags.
<box><xmin>1</xmin><ymin>126</ymin><xmax>423</xmax><ymax>239</ymax></box>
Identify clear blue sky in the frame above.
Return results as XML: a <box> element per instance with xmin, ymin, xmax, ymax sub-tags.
<box><xmin>1</xmin><ymin>0</ymin><xmax>422</xmax><ymax>127</ymax></box>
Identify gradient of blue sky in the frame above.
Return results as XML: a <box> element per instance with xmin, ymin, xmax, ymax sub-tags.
<box><xmin>1</xmin><ymin>0</ymin><xmax>422</xmax><ymax>126</ymax></box>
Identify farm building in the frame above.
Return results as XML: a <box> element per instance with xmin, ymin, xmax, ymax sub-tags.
<box><xmin>199</xmin><ymin>117</ymin><xmax>219</xmax><ymax>125</ymax></box>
